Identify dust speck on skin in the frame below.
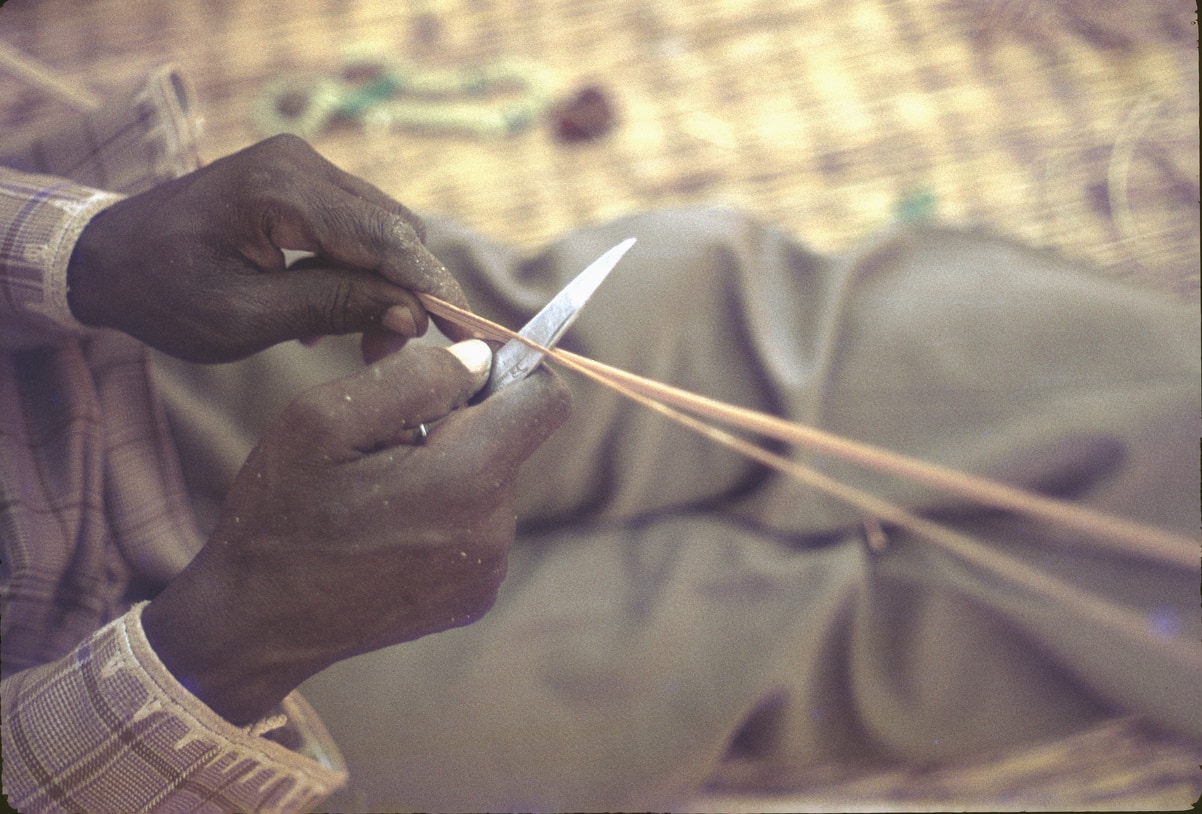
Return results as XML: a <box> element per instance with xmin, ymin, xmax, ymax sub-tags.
<box><xmin>343</xmin><ymin>394</ymin><xmax>353</xmax><ymax>402</ymax></box>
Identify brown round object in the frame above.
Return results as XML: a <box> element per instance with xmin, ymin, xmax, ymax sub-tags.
<box><xmin>552</xmin><ymin>85</ymin><xmax>617</xmax><ymax>143</ymax></box>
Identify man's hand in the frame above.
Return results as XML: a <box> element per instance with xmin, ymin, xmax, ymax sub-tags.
<box><xmin>67</xmin><ymin>134</ymin><xmax>470</xmax><ymax>362</ymax></box>
<box><xmin>142</xmin><ymin>339</ymin><xmax>572</xmax><ymax>725</ymax></box>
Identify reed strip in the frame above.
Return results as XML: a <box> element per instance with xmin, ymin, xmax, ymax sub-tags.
<box><xmin>419</xmin><ymin>293</ymin><xmax>1199</xmax><ymax>569</ymax></box>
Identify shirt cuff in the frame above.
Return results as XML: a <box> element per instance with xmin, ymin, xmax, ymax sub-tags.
<box><xmin>42</xmin><ymin>187</ymin><xmax>125</xmax><ymax>334</ymax></box>
<box><xmin>0</xmin><ymin>173</ymin><xmax>125</xmax><ymax>337</ymax></box>
<box><xmin>122</xmin><ymin>601</ymin><xmax>349</xmax><ymax>789</ymax></box>
<box><xmin>2</xmin><ymin>603</ymin><xmax>349</xmax><ymax>813</ymax></box>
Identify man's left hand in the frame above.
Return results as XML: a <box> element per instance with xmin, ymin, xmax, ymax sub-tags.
<box><xmin>67</xmin><ymin>134</ymin><xmax>470</xmax><ymax>362</ymax></box>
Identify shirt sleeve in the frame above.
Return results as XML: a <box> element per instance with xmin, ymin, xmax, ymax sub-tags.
<box><xmin>1</xmin><ymin>603</ymin><xmax>348</xmax><ymax>814</ymax></box>
<box><xmin>0</xmin><ymin>166</ymin><xmax>122</xmax><ymax>350</ymax></box>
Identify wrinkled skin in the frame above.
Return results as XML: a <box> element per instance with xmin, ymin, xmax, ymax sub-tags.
<box><xmin>67</xmin><ymin>135</ymin><xmax>573</xmax><ymax>724</ymax></box>
<box><xmin>143</xmin><ymin>345</ymin><xmax>571</xmax><ymax>724</ymax></box>
<box><xmin>68</xmin><ymin>133</ymin><xmax>471</xmax><ymax>362</ymax></box>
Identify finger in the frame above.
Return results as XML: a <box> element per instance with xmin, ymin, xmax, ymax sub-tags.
<box><xmin>224</xmin><ymin>138</ymin><xmax>470</xmax><ymax>344</ymax></box>
<box><xmin>240</xmin><ymin>135</ymin><xmax>426</xmax><ymax>253</ymax></box>
<box><xmin>313</xmin><ymin>203</ymin><xmax>474</xmax><ymax>343</ymax></box>
<box><xmin>362</xmin><ymin>299</ymin><xmax>475</xmax><ymax>363</ymax></box>
<box><xmin>266</xmin><ymin>190</ymin><xmax>475</xmax><ymax>342</ymax></box>
<box><xmin>285</xmin><ymin>256</ymin><xmax>430</xmax><ymax>354</ymax></box>
<box><xmin>261</xmin><ymin>162</ymin><xmax>469</xmax><ymax>305</ymax></box>
<box><xmin>288</xmin><ymin>340</ymin><xmax>493</xmax><ymax>457</ymax></box>
<box><xmin>267</xmin><ymin>136</ymin><xmax>429</xmax><ymax>244</ymax></box>
<box><xmin>321</xmin><ymin>177</ymin><xmax>479</xmax><ymax>346</ymax></box>
<box><xmin>246</xmin><ymin>138</ymin><xmax>475</xmax><ymax>341</ymax></box>
<box><xmin>428</xmin><ymin>365</ymin><xmax>573</xmax><ymax>472</ymax></box>
<box><xmin>241</xmin><ymin>263</ymin><xmax>426</xmax><ymax>344</ymax></box>
<box><xmin>325</xmin><ymin>167</ymin><xmax>428</xmax><ymax>244</ymax></box>
<box><xmin>360</xmin><ymin>327</ymin><xmax>409</xmax><ymax>365</ymax></box>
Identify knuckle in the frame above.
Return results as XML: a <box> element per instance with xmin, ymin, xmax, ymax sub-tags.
<box><xmin>261</xmin><ymin>132</ymin><xmax>313</xmax><ymax>161</ymax></box>
<box><xmin>255</xmin><ymin>196</ymin><xmax>285</xmax><ymax>233</ymax></box>
<box><xmin>387</xmin><ymin>204</ymin><xmax>426</xmax><ymax>244</ymax></box>
<box><xmin>240</xmin><ymin>136</ymin><xmax>318</xmax><ymax>198</ymax></box>
<box><xmin>367</xmin><ymin>207</ymin><xmax>405</xmax><ymax>251</ymax></box>
<box><xmin>317</xmin><ymin>199</ymin><xmax>386</xmax><ymax>252</ymax></box>
<box><xmin>405</xmin><ymin>210</ymin><xmax>428</xmax><ymax>243</ymax></box>
<box><xmin>310</xmin><ymin>278</ymin><xmax>358</xmax><ymax>334</ymax></box>
<box><xmin>364</xmin><ymin>206</ymin><xmax>421</xmax><ymax>259</ymax></box>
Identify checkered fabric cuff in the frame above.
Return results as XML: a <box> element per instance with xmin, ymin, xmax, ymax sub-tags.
<box><xmin>1</xmin><ymin>604</ymin><xmax>347</xmax><ymax>814</ymax></box>
<box><xmin>0</xmin><ymin>171</ymin><xmax>124</xmax><ymax>345</ymax></box>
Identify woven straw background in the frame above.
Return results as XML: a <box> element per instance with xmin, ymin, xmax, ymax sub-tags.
<box><xmin>1</xmin><ymin>0</ymin><xmax>1198</xmax><ymax>298</ymax></box>
<box><xmin>2</xmin><ymin>0</ymin><xmax>1200</xmax><ymax>809</ymax></box>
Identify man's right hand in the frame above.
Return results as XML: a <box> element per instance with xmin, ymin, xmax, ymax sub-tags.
<box><xmin>141</xmin><ymin>339</ymin><xmax>572</xmax><ymax>726</ymax></box>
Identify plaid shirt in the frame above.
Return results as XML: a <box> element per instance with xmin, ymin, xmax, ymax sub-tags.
<box><xmin>1</xmin><ymin>66</ymin><xmax>346</xmax><ymax>812</ymax></box>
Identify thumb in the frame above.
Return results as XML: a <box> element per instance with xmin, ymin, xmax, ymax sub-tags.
<box><xmin>289</xmin><ymin>339</ymin><xmax>493</xmax><ymax>458</ymax></box>
<box><xmin>250</xmin><ymin>262</ymin><xmax>428</xmax><ymax>344</ymax></box>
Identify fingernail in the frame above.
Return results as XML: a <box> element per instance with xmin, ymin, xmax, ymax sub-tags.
<box><xmin>446</xmin><ymin>338</ymin><xmax>492</xmax><ymax>380</ymax></box>
<box><xmin>382</xmin><ymin>305</ymin><xmax>418</xmax><ymax>338</ymax></box>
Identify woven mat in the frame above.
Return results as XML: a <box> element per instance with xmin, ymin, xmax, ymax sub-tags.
<box><xmin>695</xmin><ymin>715</ymin><xmax>1202</xmax><ymax>811</ymax></box>
<box><xmin>1</xmin><ymin>0</ymin><xmax>1198</xmax><ymax>298</ymax></box>
<box><xmin>2</xmin><ymin>1</ymin><xmax>1200</xmax><ymax>809</ymax></box>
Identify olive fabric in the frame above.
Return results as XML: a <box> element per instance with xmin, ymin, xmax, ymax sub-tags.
<box><xmin>153</xmin><ymin>207</ymin><xmax>1201</xmax><ymax>812</ymax></box>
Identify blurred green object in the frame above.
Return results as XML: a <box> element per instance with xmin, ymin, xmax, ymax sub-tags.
<box><xmin>254</xmin><ymin>58</ymin><xmax>552</xmax><ymax>140</ymax></box>
<box><xmin>895</xmin><ymin>186</ymin><xmax>937</xmax><ymax>223</ymax></box>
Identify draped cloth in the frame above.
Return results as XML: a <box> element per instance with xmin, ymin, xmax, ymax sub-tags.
<box><xmin>153</xmin><ymin>207</ymin><xmax>1201</xmax><ymax>812</ymax></box>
